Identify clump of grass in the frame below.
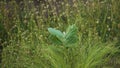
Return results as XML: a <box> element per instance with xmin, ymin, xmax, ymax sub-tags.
<box><xmin>45</xmin><ymin>24</ymin><xmax>118</xmax><ymax>68</ymax></box>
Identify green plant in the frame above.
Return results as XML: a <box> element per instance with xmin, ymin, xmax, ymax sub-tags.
<box><xmin>48</xmin><ymin>24</ymin><xmax>78</xmax><ymax>47</ymax></box>
<box><xmin>46</xmin><ymin>24</ymin><xmax>118</xmax><ymax>68</ymax></box>
<box><xmin>0</xmin><ymin>0</ymin><xmax>120</xmax><ymax>68</ymax></box>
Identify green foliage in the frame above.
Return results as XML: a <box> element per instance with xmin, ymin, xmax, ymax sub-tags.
<box><xmin>64</xmin><ymin>24</ymin><xmax>78</xmax><ymax>45</ymax></box>
<box><xmin>0</xmin><ymin>0</ymin><xmax>120</xmax><ymax>68</ymax></box>
<box><xmin>48</xmin><ymin>24</ymin><xmax>78</xmax><ymax>47</ymax></box>
<box><xmin>49</xmin><ymin>41</ymin><xmax>116</xmax><ymax>68</ymax></box>
<box><xmin>46</xmin><ymin>25</ymin><xmax>118</xmax><ymax>68</ymax></box>
<box><xmin>48</xmin><ymin>28</ymin><xmax>64</xmax><ymax>45</ymax></box>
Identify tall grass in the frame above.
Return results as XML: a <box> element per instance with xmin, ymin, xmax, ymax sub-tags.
<box><xmin>44</xmin><ymin>25</ymin><xmax>118</xmax><ymax>68</ymax></box>
<box><xmin>1</xmin><ymin>23</ymin><xmax>118</xmax><ymax>68</ymax></box>
<box><xmin>0</xmin><ymin>0</ymin><xmax>120</xmax><ymax>68</ymax></box>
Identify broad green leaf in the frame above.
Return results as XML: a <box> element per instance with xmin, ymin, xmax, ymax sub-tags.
<box><xmin>48</xmin><ymin>28</ymin><xmax>64</xmax><ymax>39</ymax></box>
<box><xmin>65</xmin><ymin>35</ymin><xmax>78</xmax><ymax>44</ymax></box>
<box><xmin>48</xmin><ymin>24</ymin><xmax>78</xmax><ymax>46</ymax></box>
<box><xmin>64</xmin><ymin>24</ymin><xmax>78</xmax><ymax>44</ymax></box>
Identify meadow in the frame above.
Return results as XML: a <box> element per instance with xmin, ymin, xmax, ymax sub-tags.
<box><xmin>0</xmin><ymin>0</ymin><xmax>120</xmax><ymax>68</ymax></box>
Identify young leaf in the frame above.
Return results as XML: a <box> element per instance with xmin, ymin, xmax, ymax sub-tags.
<box><xmin>64</xmin><ymin>24</ymin><xmax>78</xmax><ymax>45</ymax></box>
<box><xmin>48</xmin><ymin>28</ymin><xmax>64</xmax><ymax>45</ymax></box>
<box><xmin>48</xmin><ymin>28</ymin><xmax>64</xmax><ymax>39</ymax></box>
<box><xmin>48</xmin><ymin>24</ymin><xmax>78</xmax><ymax>46</ymax></box>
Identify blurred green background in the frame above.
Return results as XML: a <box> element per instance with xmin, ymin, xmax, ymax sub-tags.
<box><xmin>0</xmin><ymin>0</ymin><xmax>120</xmax><ymax>68</ymax></box>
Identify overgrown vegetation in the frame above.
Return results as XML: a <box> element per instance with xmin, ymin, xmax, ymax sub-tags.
<box><xmin>0</xmin><ymin>0</ymin><xmax>120</xmax><ymax>68</ymax></box>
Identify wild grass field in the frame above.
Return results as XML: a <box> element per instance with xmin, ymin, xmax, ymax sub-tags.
<box><xmin>0</xmin><ymin>0</ymin><xmax>120</xmax><ymax>68</ymax></box>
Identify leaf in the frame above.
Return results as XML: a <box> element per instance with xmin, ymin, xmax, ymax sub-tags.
<box><xmin>64</xmin><ymin>24</ymin><xmax>78</xmax><ymax>44</ymax></box>
<box><xmin>48</xmin><ymin>28</ymin><xmax>64</xmax><ymax>39</ymax></box>
<box><xmin>65</xmin><ymin>35</ymin><xmax>78</xmax><ymax>45</ymax></box>
<box><xmin>48</xmin><ymin>24</ymin><xmax>78</xmax><ymax>46</ymax></box>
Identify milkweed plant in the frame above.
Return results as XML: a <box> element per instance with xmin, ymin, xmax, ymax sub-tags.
<box><xmin>48</xmin><ymin>24</ymin><xmax>78</xmax><ymax>47</ymax></box>
<box><xmin>46</xmin><ymin>24</ymin><xmax>118</xmax><ymax>68</ymax></box>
